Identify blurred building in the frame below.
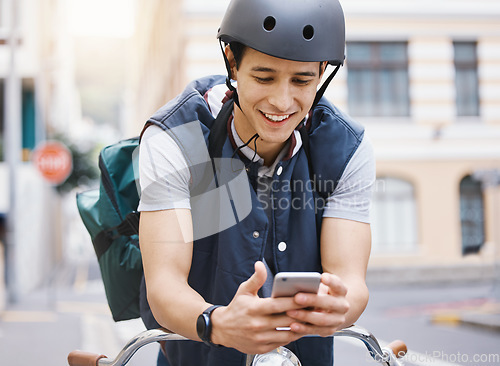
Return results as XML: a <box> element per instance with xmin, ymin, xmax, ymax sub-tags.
<box><xmin>132</xmin><ymin>0</ymin><xmax>500</xmax><ymax>282</ymax></box>
<box><xmin>338</xmin><ymin>0</ymin><xmax>500</xmax><ymax>283</ymax></box>
<box><xmin>0</xmin><ymin>0</ymin><xmax>79</xmax><ymax>301</ymax></box>
<box><xmin>129</xmin><ymin>0</ymin><xmax>185</xmax><ymax>135</ymax></box>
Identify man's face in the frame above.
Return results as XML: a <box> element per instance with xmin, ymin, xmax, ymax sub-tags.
<box><xmin>228</xmin><ymin>47</ymin><xmax>324</xmax><ymax>157</ymax></box>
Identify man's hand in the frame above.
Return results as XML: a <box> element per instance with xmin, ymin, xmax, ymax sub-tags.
<box><xmin>210</xmin><ymin>261</ymin><xmax>305</xmax><ymax>355</ymax></box>
<box><xmin>285</xmin><ymin>273</ymin><xmax>350</xmax><ymax>336</ymax></box>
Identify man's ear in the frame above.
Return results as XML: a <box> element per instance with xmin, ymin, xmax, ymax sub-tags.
<box><xmin>319</xmin><ymin>61</ymin><xmax>327</xmax><ymax>78</ymax></box>
<box><xmin>224</xmin><ymin>45</ymin><xmax>237</xmax><ymax>80</ymax></box>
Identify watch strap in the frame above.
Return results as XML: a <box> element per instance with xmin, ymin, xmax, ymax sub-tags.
<box><xmin>197</xmin><ymin>305</ymin><xmax>223</xmax><ymax>347</ymax></box>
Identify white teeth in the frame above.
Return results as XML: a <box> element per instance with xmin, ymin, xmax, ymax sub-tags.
<box><xmin>264</xmin><ymin>113</ymin><xmax>289</xmax><ymax>122</ymax></box>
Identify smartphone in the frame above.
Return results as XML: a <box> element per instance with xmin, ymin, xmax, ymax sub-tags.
<box><xmin>271</xmin><ymin>272</ymin><xmax>321</xmax><ymax>298</ymax></box>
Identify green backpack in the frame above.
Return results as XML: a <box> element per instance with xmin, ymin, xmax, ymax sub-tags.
<box><xmin>76</xmin><ymin>137</ymin><xmax>142</xmax><ymax>321</ymax></box>
<box><xmin>75</xmin><ymin>100</ymin><xmax>234</xmax><ymax>322</ymax></box>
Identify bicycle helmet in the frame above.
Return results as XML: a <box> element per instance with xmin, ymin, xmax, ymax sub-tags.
<box><xmin>217</xmin><ymin>0</ymin><xmax>346</xmax><ymax>106</ymax></box>
<box><xmin>217</xmin><ymin>0</ymin><xmax>345</xmax><ymax>65</ymax></box>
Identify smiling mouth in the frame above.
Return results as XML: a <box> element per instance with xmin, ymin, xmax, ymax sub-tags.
<box><xmin>262</xmin><ymin>112</ymin><xmax>291</xmax><ymax>122</ymax></box>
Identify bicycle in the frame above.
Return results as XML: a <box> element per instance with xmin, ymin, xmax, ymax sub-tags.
<box><xmin>68</xmin><ymin>324</ymin><xmax>407</xmax><ymax>366</ymax></box>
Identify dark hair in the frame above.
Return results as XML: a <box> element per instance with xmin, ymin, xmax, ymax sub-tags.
<box><xmin>229</xmin><ymin>41</ymin><xmax>325</xmax><ymax>74</ymax></box>
<box><xmin>229</xmin><ymin>42</ymin><xmax>246</xmax><ymax>70</ymax></box>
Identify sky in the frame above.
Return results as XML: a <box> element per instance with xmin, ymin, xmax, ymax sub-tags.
<box><xmin>68</xmin><ymin>0</ymin><xmax>136</xmax><ymax>38</ymax></box>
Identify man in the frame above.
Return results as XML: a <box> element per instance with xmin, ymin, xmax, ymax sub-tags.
<box><xmin>138</xmin><ymin>0</ymin><xmax>375</xmax><ymax>365</ymax></box>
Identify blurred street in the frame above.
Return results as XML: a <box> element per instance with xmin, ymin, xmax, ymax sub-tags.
<box><xmin>0</xmin><ymin>258</ymin><xmax>158</xmax><ymax>366</ymax></box>
<box><xmin>336</xmin><ymin>281</ymin><xmax>500</xmax><ymax>365</ymax></box>
<box><xmin>1</xmin><ymin>258</ymin><xmax>499</xmax><ymax>366</ymax></box>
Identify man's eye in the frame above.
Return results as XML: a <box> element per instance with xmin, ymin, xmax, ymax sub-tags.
<box><xmin>255</xmin><ymin>77</ymin><xmax>272</xmax><ymax>83</ymax></box>
<box><xmin>294</xmin><ymin>79</ymin><xmax>312</xmax><ymax>85</ymax></box>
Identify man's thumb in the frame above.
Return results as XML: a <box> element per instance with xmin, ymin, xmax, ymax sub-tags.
<box><xmin>238</xmin><ymin>261</ymin><xmax>267</xmax><ymax>296</ymax></box>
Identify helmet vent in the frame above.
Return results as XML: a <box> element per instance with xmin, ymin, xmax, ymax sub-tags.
<box><xmin>263</xmin><ymin>16</ymin><xmax>276</xmax><ymax>32</ymax></box>
<box><xmin>303</xmin><ymin>25</ymin><xmax>314</xmax><ymax>40</ymax></box>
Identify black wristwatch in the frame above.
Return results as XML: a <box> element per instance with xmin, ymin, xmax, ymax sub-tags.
<box><xmin>196</xmin><ymin>305</ymin><xmax>222</xmax><ymax>347</ymax></box>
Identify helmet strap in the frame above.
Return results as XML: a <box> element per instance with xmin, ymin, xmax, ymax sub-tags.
<box><xmin>219</xmin><ymin>40</ymin><xmax>241</xmax><ymax>108</ymax></box>
<box><xmin>313</xmin><ymin>64</ymin><xmax>341</xmax><ymax>107</ymax></box>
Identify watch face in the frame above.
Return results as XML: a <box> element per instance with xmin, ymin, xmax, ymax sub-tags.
<box><xmin>196</xmin><ymin>313</ymin><xmax>208</xmax><ymax>339</ymax></box>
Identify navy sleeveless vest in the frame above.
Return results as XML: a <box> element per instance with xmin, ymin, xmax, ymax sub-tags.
<box><xmin>141</xmin><ymin>75</ymin><xmax>365</xmax><ymax>366</ymax></box>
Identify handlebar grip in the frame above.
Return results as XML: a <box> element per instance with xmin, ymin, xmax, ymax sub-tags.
<box><xmin>67</xmin><ymin>350</ymin><xmax>108</xmax><ymax>366</ymax></box>
<box><xmin>386</xmin><ymin>340</ymin><xmax>407</xmax><ymax>358</ymax></box>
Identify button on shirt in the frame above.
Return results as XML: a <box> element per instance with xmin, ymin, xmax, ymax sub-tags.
<box><xmin>230</xmin><ymin>120</ymin><xmax>299</xmax><ymax>297</ymax></box>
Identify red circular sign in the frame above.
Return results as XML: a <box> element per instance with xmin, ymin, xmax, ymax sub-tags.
<box><xmin>32</xmin><ymin>141</ymin><xmax>73</xmax><ymax>184</ymax></box>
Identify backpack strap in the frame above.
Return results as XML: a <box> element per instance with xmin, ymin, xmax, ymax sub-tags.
<box><xmin>139</xmin><ymin>122</ymin><xmax>155</xmax><ymax>142</ymax></box>
<box><xmin>208</xmin><ymin>99</ymin><xmax>234</xmax><ymax>159</ymax></box>
<box><xmin>93</xmin><ymin>211</ymin><xmax>140</xmax><ymax>259</ymax></box>
<box><xmin>116</xmin><ymin>211</ymin><xmax>140</xmax><ymax>236</ymax></box>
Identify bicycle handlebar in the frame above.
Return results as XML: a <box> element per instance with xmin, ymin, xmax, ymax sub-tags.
<box><xmin>67</xmin><ymin>350</ymin><xmax>108</xmax><ymax>366</ymax></box>
<box><xmin>68</xmin><ymin>326</ymin><xmax>407</xmax><ymax>366</ymax></box>
<box><xmin>385</xmin><ymin>339</ymin><xmax>407</xmax><ymax>358</ymax></box>
<box><xmin>68</xmin><ymin>329</ymin><xmax>186</xmax><ymax>366</ymax></box>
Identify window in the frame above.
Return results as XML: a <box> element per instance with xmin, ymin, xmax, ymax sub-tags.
<box><xmin>22</xmin><ymin>80</ymin><xmax>36</xmax><ymax>155</ymax></box>
<box><xmin>454</xmin><ymin>42</ymin><xmax>479</xmax><ymax>117</ymax></box>
<box><xmin>459</xmin><ymin>176</ymin><xmax>485</xmax><ymax>254</ymax></box>
<box><xmin>371</xmin><ymin>177</ymin><xmax>418</xmax><ymax>254</ymax></box>
<box><xmin>346</xmin><ymin>42</ymin><xmax>409</xmax><ymax>117</ymax></box>
<box><xmin>0</xmin><ymin>79</ymin><xmax>38</xmax><ymax>161</ymax></box>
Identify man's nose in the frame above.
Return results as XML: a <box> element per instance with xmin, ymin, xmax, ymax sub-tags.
<box><xmin>268</xmin><ymin>82</ymin><xmax>293</xmax><ymax>112</ymax></box>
